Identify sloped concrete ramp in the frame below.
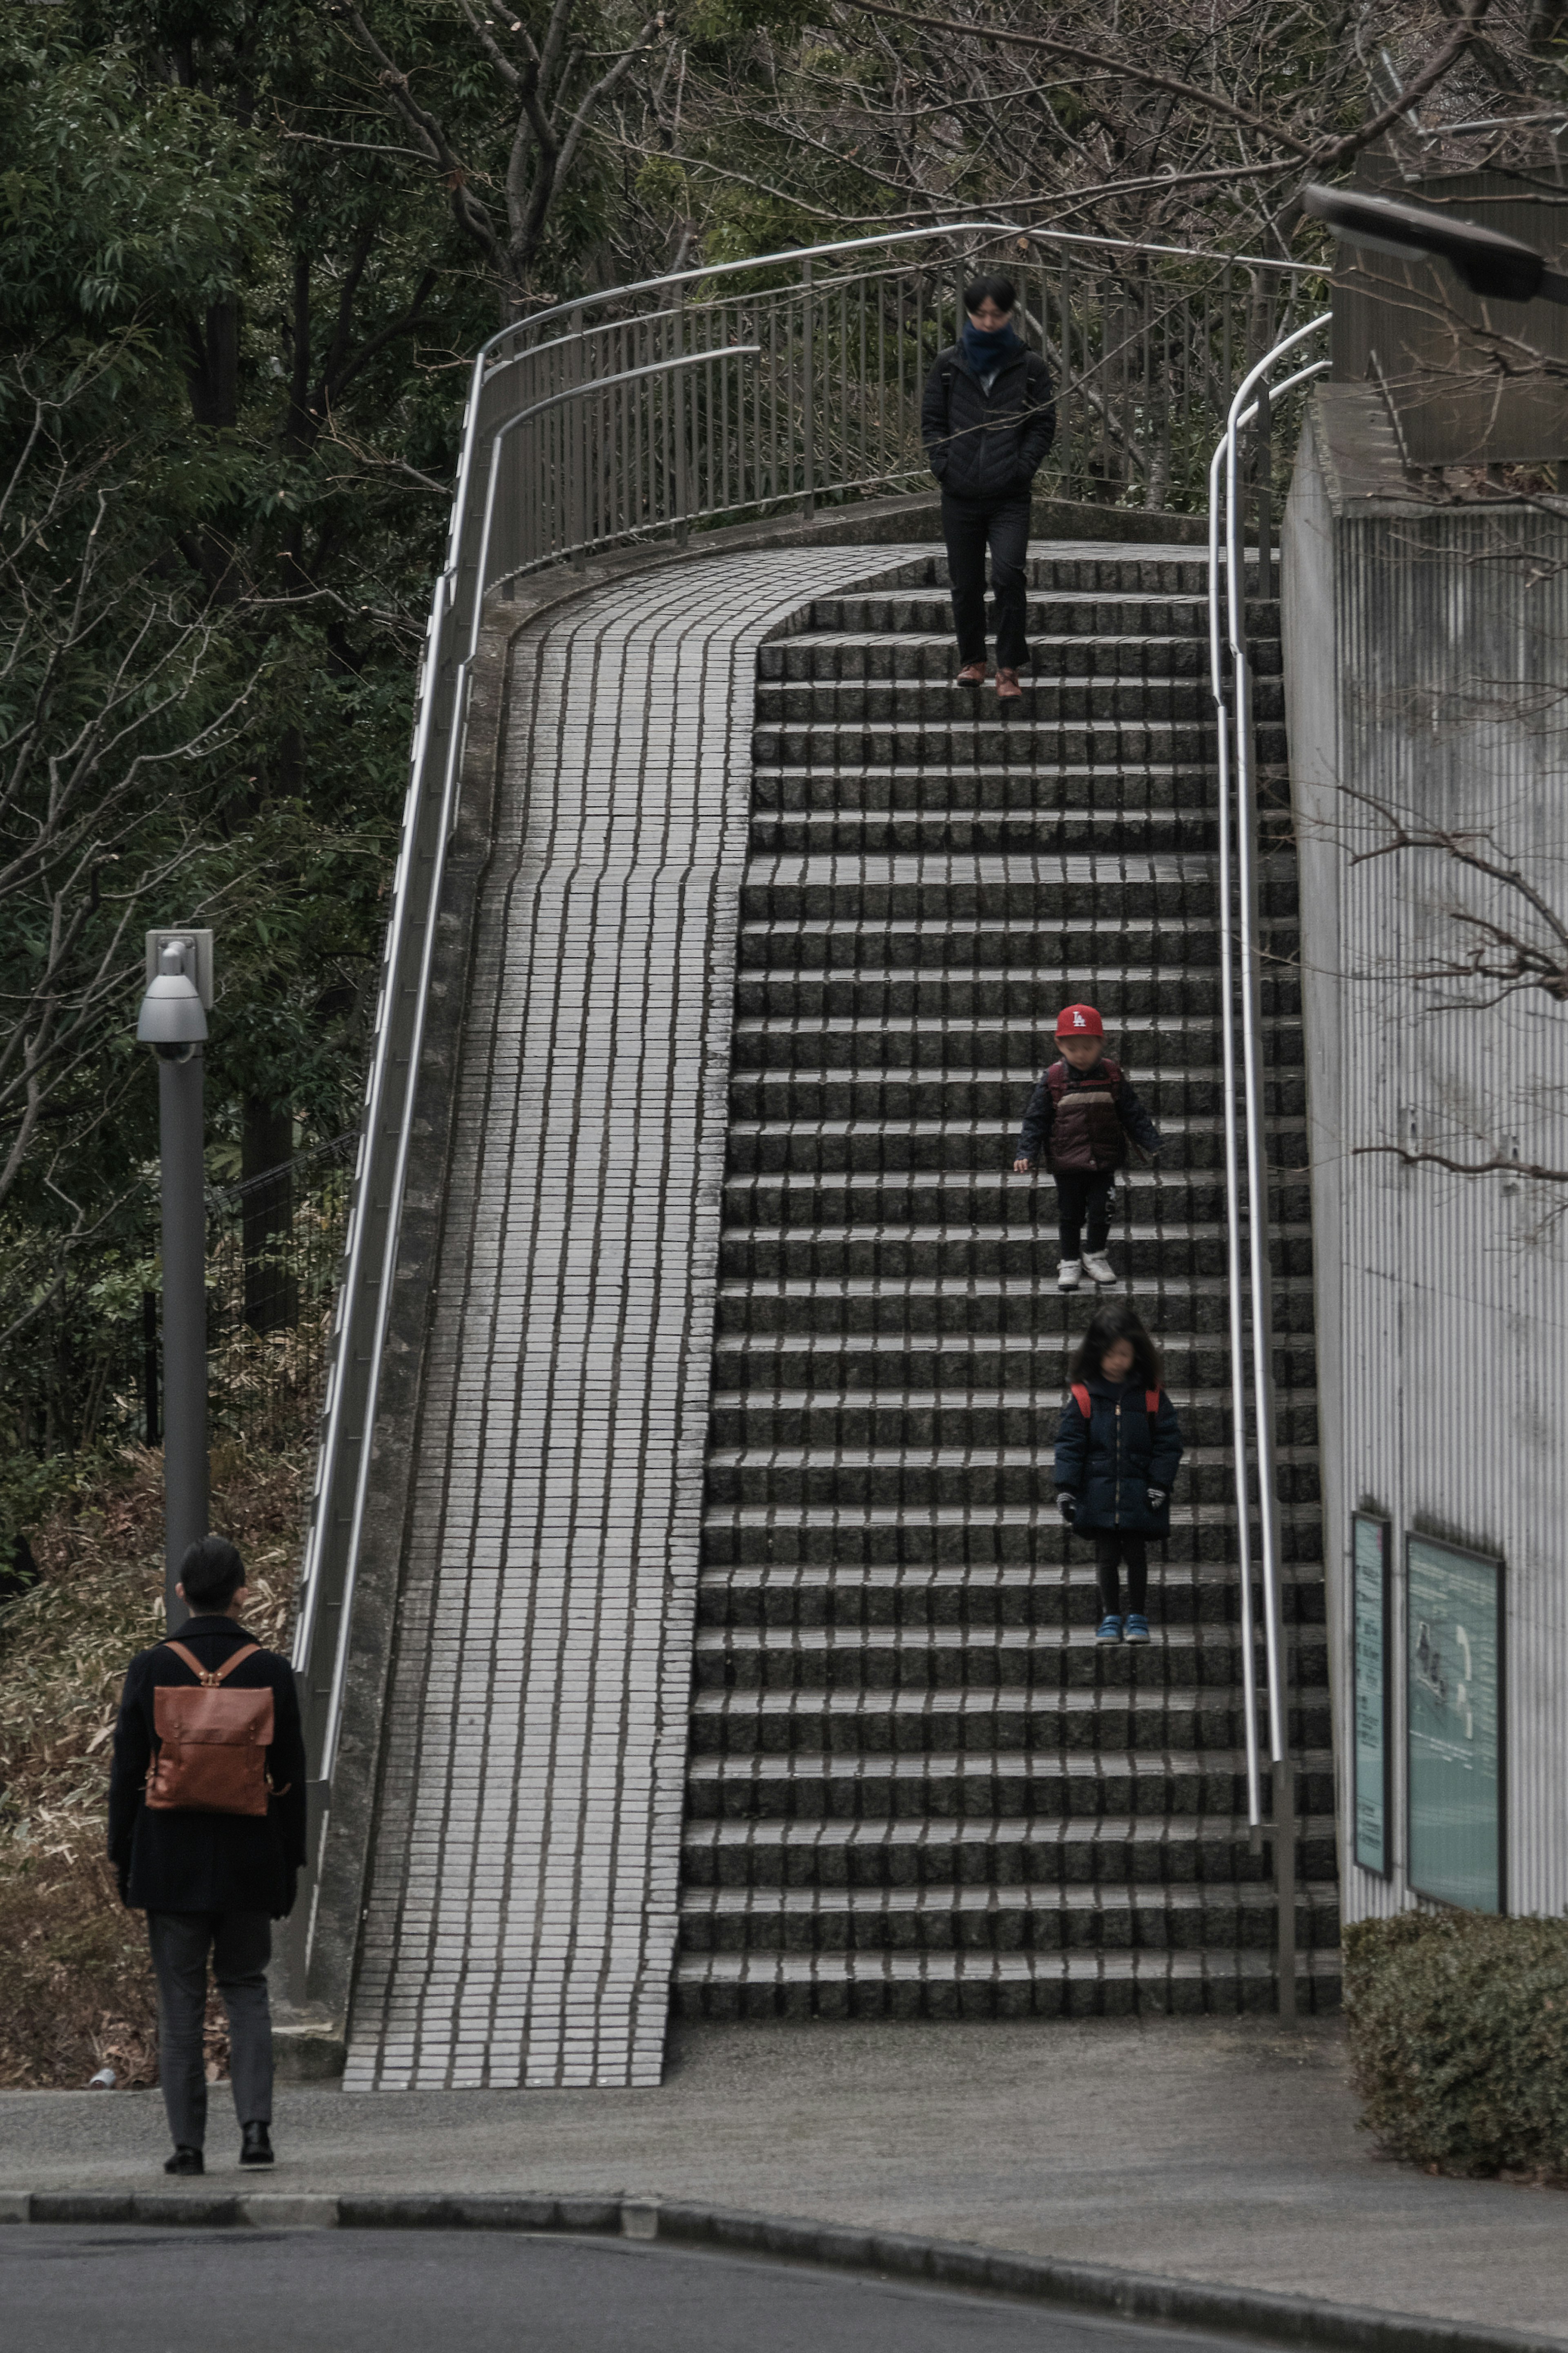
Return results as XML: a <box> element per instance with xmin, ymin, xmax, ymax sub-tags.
<box><xmin>344</xmin><ymin>548</ymin><xmax>924</xmax><ymax>2090</ymax></box>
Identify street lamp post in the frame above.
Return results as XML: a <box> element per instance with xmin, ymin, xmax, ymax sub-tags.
<box><xmin>137</xmin><ymin>932</ymin><xmax>212</xmax><ymax>1630</ymax></box>
<box><xmin>1301</xmin><ymin>182</ymin><xmax>1568</xmax><ymax>308</ymax></box>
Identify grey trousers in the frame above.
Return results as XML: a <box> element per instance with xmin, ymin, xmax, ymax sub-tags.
<box><xmin>147</xmin><ymin>1910</ymin><xmax>272</xmax><ymax>2149</ymax></box>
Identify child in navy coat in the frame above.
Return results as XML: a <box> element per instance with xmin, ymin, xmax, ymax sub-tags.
<box><xmin>1054</xmin><ymin>1303</ymin><xmax>1183</xmax><ymax>1644</ymax></box>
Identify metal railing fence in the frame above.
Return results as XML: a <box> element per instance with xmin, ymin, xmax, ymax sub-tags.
<box><xmin>288</xmin><ymin>218</ymin><xmax>1323</xmax><ymax>1992</ymax></box>
<box><xmin>1207</xmin><ymin>314</ymin><xmax>1332</xmax><ymax>2018</ymax></box>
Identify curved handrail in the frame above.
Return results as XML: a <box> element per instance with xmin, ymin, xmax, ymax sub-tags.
<box><xmin>502</xmin><ymin>219</ymin><xmax>1317</xmax><ymax>359</ymax></box>
<box><xmin>1206</xmin><ymin>319</ymin><xmax>1330</xmax><ymax>1839</ymax></box>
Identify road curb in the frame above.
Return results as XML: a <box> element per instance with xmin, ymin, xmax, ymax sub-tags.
<box><xmin>3</xmin><ymin>2188</ymin><xmax>1563</xmax><ymax>2353</ymax></box>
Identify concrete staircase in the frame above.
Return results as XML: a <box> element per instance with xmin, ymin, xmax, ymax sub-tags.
<box><xmin>674</xmin><ymin>546</ymin><xmax>1339</xmax><ymax>2021</ymax></box>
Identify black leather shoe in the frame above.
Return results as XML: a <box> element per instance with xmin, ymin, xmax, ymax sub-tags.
<box><xmin>164</xmin><ymin>2146</ymin><xmax>204</xmax><ymax>2175</ymax></box>
<box><xmin>239</xmin><ymin>2121</ymin><xmax>274</xmax><ymax>2167</ymax></box>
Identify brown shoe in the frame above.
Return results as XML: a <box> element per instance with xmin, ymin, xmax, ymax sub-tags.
<box><xmin>996</xmin><ymin>667</ymin><xmax>1023</xmax><ymax>701</ymax></box>
<box><xmin>955</xmin><ymin>662</ymin><xmax>987</xmax><ymax>687</ymax></box>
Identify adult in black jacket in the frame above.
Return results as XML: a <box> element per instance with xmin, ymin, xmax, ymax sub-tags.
<box><xmin>920</xmin><ymin>272</ymin><xmax>1055</xmax><ymax>700</ymax></box>
<box><xmin>109</xmin><ymin>1535</ymin><xmax>305</xmax><ymax>2175</ymax></box>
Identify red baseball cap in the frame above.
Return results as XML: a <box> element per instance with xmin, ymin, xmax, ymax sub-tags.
<box><xmin>1055</xmin><ymin>1003</ymin><xmax>1103</xmax><ymax>1038</ymax></box>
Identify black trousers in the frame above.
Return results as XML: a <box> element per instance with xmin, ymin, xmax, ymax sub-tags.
<box><xmin>147</xmin><ymin>1909</ymin><xmax>272</xmax><ymax>2150</ymax></box>
<box><xmin>1094</xmin><ymin>1532</ymin><xmax>1149</xmax><ymax>1617</ymax></box>
<box><xmin>1054</xmin><ymin>1169</ymin><xmax>1115</xmax><ymax>1258</ymax></box>
<box><xmin>941</xmin><ymin>492</ymin><xmax>1031</xmax><ymax>669</ymax></box>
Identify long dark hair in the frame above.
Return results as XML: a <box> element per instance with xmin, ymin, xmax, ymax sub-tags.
<box><xmin>1069</xmin><ymin>1302</ymin><xmax>1162</xmax><ymax>1390</ymax></box>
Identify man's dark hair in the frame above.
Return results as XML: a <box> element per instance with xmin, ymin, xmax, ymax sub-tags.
<box><xmin>179</xmin><ymin>1535</ymin><xmax>246</xmax><ymax>1611</ymax></box>
<box><xmin>1069</xmin><ymin>1303</ymin><xmax>1163</xmax><ymax>1391</ymax></box>
<box><xmin>964</xmin><ymin>273</ymin><xmax>1017</xmax><ymax>316</ymax></box>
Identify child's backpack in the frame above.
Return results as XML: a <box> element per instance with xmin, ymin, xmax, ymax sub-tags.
<box><xmin>1070</xmin><ymin>1383</ymin><xmax>1160</xmax><ymax>1421</ymax></box>
<box><xmin>144</xmin><ymin>1641</ymin><xmax>276</xmax><ymax>1818</ymax></box>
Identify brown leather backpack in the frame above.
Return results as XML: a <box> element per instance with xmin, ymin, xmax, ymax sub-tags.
<box><xmin>144</xmin><ymin>1640</ymin><xmax>277</xmax><ymax>1818</ymax></box>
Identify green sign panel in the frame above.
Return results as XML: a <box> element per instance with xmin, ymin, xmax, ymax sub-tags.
<box><xmin>1406</xmin><ymin>1535</ymin><xmax>1504</xmax><ymax>1914</ymax></box>
<box><xmin>1352</xmin><ymin>1516</ymin><xmax>1390</xmax><ymax>1876</ymax></box>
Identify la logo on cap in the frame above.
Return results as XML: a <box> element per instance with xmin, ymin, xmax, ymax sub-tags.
<box><xmin>1072</xmin><ymin>1011</ymin><xmax>1086</xmax><ymax>1028</ymax></box>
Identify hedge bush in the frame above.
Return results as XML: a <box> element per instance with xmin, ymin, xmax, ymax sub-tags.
<box><xmin>1344</xmin><ymin>1911</ymin><xmax>1568</xmax><ymax>2178</ymax></box>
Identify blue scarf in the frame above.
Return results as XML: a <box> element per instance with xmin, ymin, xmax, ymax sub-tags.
<box><xmin>961</xmin><ymin>321</ymin><xmax>1022</xmax><ymax>376</ymax></box>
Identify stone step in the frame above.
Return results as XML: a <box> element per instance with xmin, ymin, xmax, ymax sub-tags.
<box><xmin>692</xmin><ymin>1619</ymin><xmax>1327</xmax><ymax>1682</ymax></box>
<box><xmin>717</xmin><ymin>1227</ymin><xmax>1314</xmax><ymax>1285</ymax></box>
<box><xmin>707</xmin><ymin>1390</ymin><xmax>1324</xmax><ymax>1452</ymax></box>
<box><xmin>737</xmin><ymin>918</ymin><xmax>1301</xmax><ymax>970</ymax></box>
<box><xmin>724</xmin><ymin>1171</ymin><xmax>1314</xmax><ymax>1225</ymax></box>
<box><xmin>677</xmin><ymin>1879</ymin><xmax>1341</xmax><ymax>1956</ymax></box>
<box><xmin>726</xmin><ymin>1068</ymin><xmax>1305</xmax><ymax>1123</ymax></box>
<box><xmin>762</xmin><ymin>632</ymin><xmax>1230</xmax><ymax>681</ymax></box>
<box><xmin>753</xmin><ymin>763</ymin><xmax>1220</xmax><ymax>813</ymax></box>
<box><xmin>698</xmin><ymin>1563</ymin><xmax>1322</xmax><ymax>1632</ymax></box>
<box><xmin>738</xmin><ymin>858</ymin><xmax>1298</xmax><ymax>926</ymax></box>
<box><xmin>749</xmin><ymin>808</ymin><xmax>1219</xmax><ymax>856</ymax></box>
<box><xmin>700</xmin><ymin>1508</ymin><xmax>1324</xmax><ymax>1575</ymax></box>
<box><xmin>713</xmin><ymin>1276</ymin><xmax>1319</xmax><ymax>1345</ymax></box>
<box><xmin>724</xmin><ymin>1113</ymin><xmax>1309</xmax><ymax>1177</ymax></box>
<box><xmin>752</xmin><ymin>674</ymin><xmax>1275</xmax><ymax>726</ymax></box>
<box><xmin>804</xmin><ymin>596</ymin><xmax>1218</xmax><ymax>637</ymax></box>
<box><xmin>670</xmin><ymin>1947</ymin><xmax>1341</xmax><ymax>2023</ymax></box>
<box><xmin>754</xmin><ymin>721</ymin><xmax>1287</xmax><ymax>769</ymax></box>
<box><xmin>702</xmin><ymin>1445</ymin><xmax>1319</xmax><ymax>1513</ymax></box>
<box><xmin>730</xmin><ymin>1018</ymin><xmax>1304</xmax><ymax>1072</ymax></box>
<box><xmin>682</xmin><ymin>1808</ymin><xmax>1337</xmax><ymax>1888</ymax></box>
<box><xmin>710</xmin><ymin>1334</ymin><xmax>1319</xmax><ymax>1399</ymax></box>
<box><xmin>735</xmin><ymin>964</ymin><xmax>1302</xmax><ymax>1016</ymax></box>
<box><xmin>683</xmin><ymin>1744</ymin><xmax>1337</xmax><ymax>1822</ymax></box>
<box><xmin>688</xmin><ymin>1684</ymin><xmax>1333</xmax><ymax>1757</ymax></box>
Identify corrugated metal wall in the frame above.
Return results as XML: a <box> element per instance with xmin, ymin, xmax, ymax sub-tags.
<box><xmin>1284</xmin><ymin>385</ymin><xmax>1568</xmax><ymax>1923</ymax></box>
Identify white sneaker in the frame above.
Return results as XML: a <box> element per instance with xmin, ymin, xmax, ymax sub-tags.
<box><xmin>1082</xmin><ymin>1251</ymin><xmax>1116</xmax><ymax>1285</ymax></box>
<box><xmin>1057</xmin><ymin>1260</ymin><xmax>1082</xmax><ymax>1291</ymax></box>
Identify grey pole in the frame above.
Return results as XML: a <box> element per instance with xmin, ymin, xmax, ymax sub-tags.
<box><xmin>158</xmin><ymin>1043</ymin><xmax>208</xmax><ymax>1628</ymax></box>
<box><xmin>137</xmin><ymin>934</ymin><xmax>213</xmax><ymax>1630</ymax></box>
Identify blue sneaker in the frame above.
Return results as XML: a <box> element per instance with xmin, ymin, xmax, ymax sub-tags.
<box><xmin>1096</xmin><ymin>1614</ymin><xmax>1123</xmax><ymax>1644</ymax></box>
<box><xmin>1124</xmin><ymin>1613</ymin><xmax>1151</xmax><ymax>1644</ymax></box>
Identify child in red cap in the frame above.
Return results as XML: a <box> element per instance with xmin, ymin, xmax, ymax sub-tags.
<box><xmin>1012</xmin><ymin>1004</ymin><xmax>1161</xmax><ymax>1289</ymax></box>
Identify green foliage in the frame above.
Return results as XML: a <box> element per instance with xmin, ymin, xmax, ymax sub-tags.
<box><xmin>1344</xmin><ymin>1912</ymin><xmax>1568</xmax><ymax>2178</ymax></box>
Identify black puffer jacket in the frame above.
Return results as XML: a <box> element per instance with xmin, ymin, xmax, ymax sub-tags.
<box><xmin>921</xmin><ymin>341</ymin><xmax>1056</xmax><ymax>504</ymax></box>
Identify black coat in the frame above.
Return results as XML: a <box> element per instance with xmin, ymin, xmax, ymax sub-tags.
<box><xmin>1053</xmin><ymin>1374</ymin><xmax>1175</xmax><ymax>1534</ymax></box>
<box><xmin>108</xmin><ymin>1615</ymin><xmax>307</xmax><ymax>1917</ymax></box>
<box><xmin>921</xmin><ymin>340</ymin><xmax>1056</xmax><ymax>504</ymax></box>
<box><xmin>1054</xmin><ymin>1376</ymin><xmax>1184</xmax><ymax>1536</ymax></box>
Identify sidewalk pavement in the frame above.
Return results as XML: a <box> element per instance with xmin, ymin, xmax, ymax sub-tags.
<box><xmin>3</xmin><ymin>2018</ymin><xmax>1564</xmax><ymax>2341</ymax></box>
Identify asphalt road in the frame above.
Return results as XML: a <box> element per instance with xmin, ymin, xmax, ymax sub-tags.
<box><xmin>2</xmin><ymin>2228</ymin><xmax>1283</xmax><ymax>2353</ymax></box>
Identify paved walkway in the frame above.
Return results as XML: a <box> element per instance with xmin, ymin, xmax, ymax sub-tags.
<box><xmin>347</xmin><ymin>551</ymin><xmax>924</xmax><ymax>2094</ymax></box>
<box><xmin>6</xmin><ymin>2021</ymin><xmax>1566</xmax><ymax>2338</ymax></box>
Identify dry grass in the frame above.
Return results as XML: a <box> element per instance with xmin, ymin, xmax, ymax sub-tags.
<box><xmin>0</xmin><ymin>1437</ymin><xmax>309</xmax><ymax>2088</ymax></box>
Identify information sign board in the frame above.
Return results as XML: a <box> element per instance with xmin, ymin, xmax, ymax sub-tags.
<box><xmin>1406</xmin><ymin>1534</ymin><xmax>1504</xmax><ymax>1913</ymax></box>
<box><xmin>1352</xmin><ymin>1514</ymin><xmax>1391</xmax><ymax>1876</ymax></box>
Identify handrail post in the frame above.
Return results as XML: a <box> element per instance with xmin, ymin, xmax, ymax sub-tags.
<box><xmin>673</xmin><ymin>285</ymin><xmax>689</xmax><ymax>548</ymax></box>
<box><xmin>801</xmin><ymin>259</ymin><xmax>815</xmax><ymax>520</ymax></box>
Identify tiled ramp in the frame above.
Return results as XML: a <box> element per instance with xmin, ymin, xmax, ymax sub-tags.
<box><xmin>344</xmin><ymin>548</ymin><xmax>923</xmax><ymax>2090</ymax></box>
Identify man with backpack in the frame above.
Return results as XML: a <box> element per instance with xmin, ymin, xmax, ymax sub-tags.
<box><xmin>108</xmin><ymin>1535</ymin><xmax>306</xmax><ymax>2175</ymax></box>
<box><xmin>920</xmin><ymin>272</ymin><xmax>1055</xmax><ymax>700</ymax></box>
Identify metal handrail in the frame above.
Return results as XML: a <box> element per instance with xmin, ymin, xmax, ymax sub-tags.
<box><xmin>1207</xmin><ymin>316</ymin><xmax>1329</xmax><ymax>2016</ymax></box>
<box><xmin>1207</xmin><ymin>320</ymin><xmax>1330</xmax><ymax>1829</ymax></box>
<box><xmin>290</xmin><ymin>218</ymin><xmax>1329</xmax><ymax>2002</ymax></box>
<box><xmin>506</xmin><ymin>219</ymin><xmax>1316</xmax><ymax>356</ymax></box>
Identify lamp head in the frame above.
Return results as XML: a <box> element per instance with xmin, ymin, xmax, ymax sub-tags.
<box><xmin>136</xmin><ymin>941</ymin><xmax>208</xmax><ymax>1048</ymax></box>
<box><xmin>1302</xmin><ymin>181</ymin><xmax>1546</xmax><ymax>305</ymax></box>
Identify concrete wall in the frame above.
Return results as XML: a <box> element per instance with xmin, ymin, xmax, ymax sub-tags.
<box><xmin>1283</xmin><ymin>384</ymin><xmax>1568</xmax><ymax>1924</ymax></box>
